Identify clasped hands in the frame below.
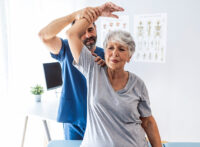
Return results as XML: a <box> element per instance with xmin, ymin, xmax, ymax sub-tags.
<box><xmin>76</xmin><ymin>2</ymin><xmax>124</xmax><ymax>24</ymax></box>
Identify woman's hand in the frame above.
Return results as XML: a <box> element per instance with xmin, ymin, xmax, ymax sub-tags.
<box><xmin>98</xmin><ymin>2</ymin><xmax>124</xmax><ymax>18</ymax></box>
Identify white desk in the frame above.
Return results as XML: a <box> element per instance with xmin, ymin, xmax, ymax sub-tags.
<box><xmin>21</xmin><ymin>95</ymin><xmax>59</xmax><ymax>147</ymax></box>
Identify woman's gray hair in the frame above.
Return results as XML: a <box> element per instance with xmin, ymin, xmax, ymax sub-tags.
<box><xmin>103</xmin><ymin>30</ymin><xmax>136</xmax><ymax>57</ymax></box>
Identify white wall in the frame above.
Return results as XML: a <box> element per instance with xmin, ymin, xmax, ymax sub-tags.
<box><xmin>79</xmin><ymin>0</ymin><xmax>200</xmax><ymax>142</ymax></box>
<box><xmin>2</xmin><ymin>0</ymin><xmax>78</xmax><ymax>147</ymax></box>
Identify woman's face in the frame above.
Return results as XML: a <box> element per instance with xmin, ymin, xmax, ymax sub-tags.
<box><xmin>105</xmin><ymin>41</ymin><xmax>131</xmax><ymax>70</ymax></box>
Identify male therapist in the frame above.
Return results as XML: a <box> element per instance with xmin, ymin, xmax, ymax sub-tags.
<box><xmin>38</xmin><ymin>7</ymin><xmax>105</xmax><ymax>140</ymax></box>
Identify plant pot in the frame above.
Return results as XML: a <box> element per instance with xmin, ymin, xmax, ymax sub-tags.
<box><xmin>35</xmin><ymin>95</ymin><xmax>41</xmax><ymax>102</ymax></box>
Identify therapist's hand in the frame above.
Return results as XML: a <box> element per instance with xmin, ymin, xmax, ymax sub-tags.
<box><xmin>92</xmin><ymin>53</ymin><xmax>106</xmax><ymax>67</ymax></box>
<box><xmin>76</xmin><ymin>7</ymin><xmax>101</xmax><ymax>24</ymax></box>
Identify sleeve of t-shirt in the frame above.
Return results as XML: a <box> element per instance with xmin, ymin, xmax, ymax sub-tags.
<box><xmin>50</xmin><ymin>38</ymin><xmax>67</xmax><ymax>62</ymax></box>
<box><xmin>138</xmin><ymin>82</ymin><xmax>152</xmax><ymax>117</ymax></box>
<box><xmin>72</xmin><ymin>45</ymin><xmax>95</xmax><ymax>77</ymax></box>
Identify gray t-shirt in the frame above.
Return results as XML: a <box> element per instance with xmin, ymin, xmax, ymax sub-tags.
<box><xmin>73</xmin><ymin>46</ymin><xmax>152</xmax><ymax>147</ymax></box>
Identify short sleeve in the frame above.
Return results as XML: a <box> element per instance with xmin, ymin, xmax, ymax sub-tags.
<box><xmin>138</xmin><ymin>83</ymin><xmax>152</xmax><ymax>117</ymax></box>
<box><xmin>50</xmin><ymin>38</ymin><xmax>67</xmax><ymax>61</ymax></box>
<box><xmin>73</xmin><ymin>45</ymin><xmax>95</xmax><ymax>77</ymax></box>
<box><xmin>94</xmin><ymin>47</ymin><xmax>105</xmax><ymax>60</ymax></box>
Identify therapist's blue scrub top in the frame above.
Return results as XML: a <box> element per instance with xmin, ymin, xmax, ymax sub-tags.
<box><xmin>51</xmin><ymin>39</ymin><xmax>104</xmax><ymax>128</ymax></box>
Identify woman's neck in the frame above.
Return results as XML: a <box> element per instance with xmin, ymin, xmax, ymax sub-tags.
<box><xmin>107</xmin><ymin>68</ymin><xmax>128</xmax><ymax>80</ymax></box>
<box><xmin>107</xmin><ymin>67</ymin><xmax>129</xmax><ymax>91</ymax></box>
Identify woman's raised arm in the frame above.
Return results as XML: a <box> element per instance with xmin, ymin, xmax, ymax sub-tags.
<box><xmin>66</xmin><ymin>2</ymin><xmax>124</xmax><ymax>63</ymax></box>
<box><xmin>66</xmin><ymin>7</ymin><xmax>100</xmax><ymax>63</ymax></box>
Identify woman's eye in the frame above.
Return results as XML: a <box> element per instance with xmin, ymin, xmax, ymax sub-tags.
<box><xmin>119</xmin><ymin>48</ymin><xmax>125</xmax><ymax>51</ymax></box>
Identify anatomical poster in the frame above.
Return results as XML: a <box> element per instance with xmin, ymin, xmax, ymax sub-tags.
<box><xmin>133</xmin><ymin>13</ymin><xmax>167</xmax><ymax>63</ymax></box>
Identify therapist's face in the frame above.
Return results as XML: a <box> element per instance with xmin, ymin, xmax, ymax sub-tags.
<box><xmin>81</xmin><ymin>24</ymin><xmax>97</xmax><ymax>50</ymax></box>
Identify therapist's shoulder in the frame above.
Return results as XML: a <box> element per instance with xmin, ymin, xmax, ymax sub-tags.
<box><xmin>57</xmin><ymin>38</ymin><xmax>71</xmax><ymax>55</ymax></box>
<box><xmin>95</xmin><ymin>46</ymin><xmax>105</xmax><ymax>59</ymax></box>
<box><xmin>95</xmin><ymin>46</ymin><xmax>104</xmax><ymax>52</ymax></box>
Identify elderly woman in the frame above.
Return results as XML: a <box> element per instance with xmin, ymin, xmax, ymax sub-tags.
<box><xmin>67</xmin><ymin>2</ymin><xmax>162</xmax><ymax>147</ymax></box>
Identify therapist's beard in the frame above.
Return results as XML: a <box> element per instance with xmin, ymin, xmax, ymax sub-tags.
<box><xmin>83</xmin><ymin>36</ymin><xmax>97</xmax><ymax>50</ymax></box>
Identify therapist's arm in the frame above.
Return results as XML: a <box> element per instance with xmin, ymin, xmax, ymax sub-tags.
<box><xmin>38</xmin><ymin>9</ymin><xmax>87</xmax><ymax>55</ymax></box>
<box><xmin>140</xmin><ymin>116</ymin><xmax>162</xmax><ymax>147</ymax></box>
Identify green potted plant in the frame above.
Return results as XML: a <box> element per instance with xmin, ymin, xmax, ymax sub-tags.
<box><xmin>31</xmin><ymin>84</ymin><xmax>44</xmax><ymax>102</ymax></box>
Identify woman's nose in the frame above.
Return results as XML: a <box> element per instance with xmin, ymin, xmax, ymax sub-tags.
<box><xmin>112</xmin><ymin>49</ymin><xmax>119</xmax><ymax>56</ymax></box>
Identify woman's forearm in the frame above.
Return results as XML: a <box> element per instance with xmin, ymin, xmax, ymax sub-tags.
<box><xmin>66</xmin><ymin>7</ymin><xmax>100</xmax><ymax>63</ymax></box>
<box><xmin>141</xmin><ymin>116</ymin><xmax>162</xmax><ymax>147</ymax></box>
<box><xmin>67</xmin><ymin>7</ymin><xmax>100</xmax><ymax>38</ymax></box>
<box><xmin>67</xmin><ymin>17</ymin><xmax>91</xmax><ymax>39</ymax></box>
<box><xmin>66</xmin><ymin>18</ymin><xmax>91</xmax><ymax>62</ymax></box>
